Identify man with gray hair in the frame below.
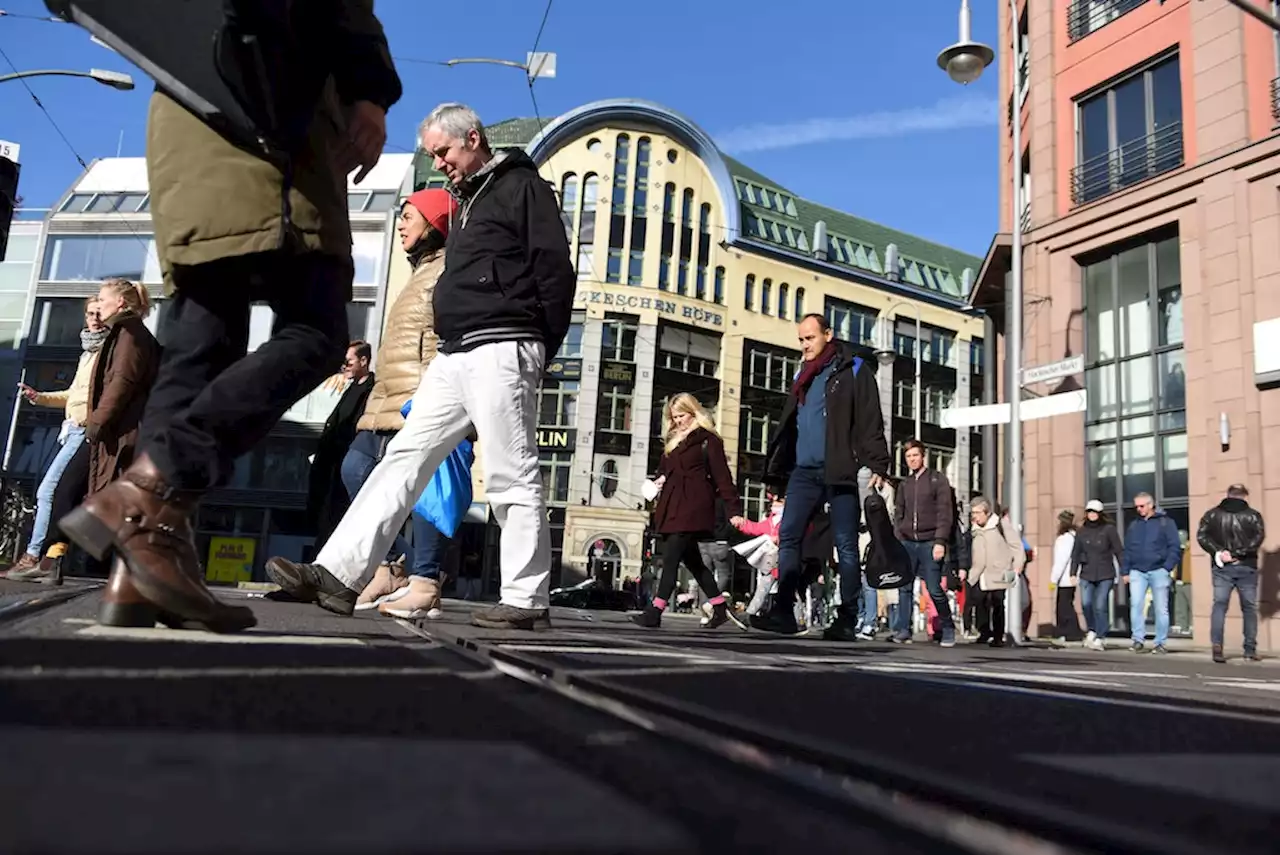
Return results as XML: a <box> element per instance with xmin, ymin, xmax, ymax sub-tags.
<box><xmin>268</xmin><ymin>102</ymin><xmax>575</xmax><ymax>631</ymax></box>
<box><xmin>1196</xmin><ymin>483</ymin><xmax>1265</xmax><ymax>663</ymax></box>
<box><xmin>1121</xmin><ymin>491</ymin><xmax>1182</xmax><ymax>654</ymax></box>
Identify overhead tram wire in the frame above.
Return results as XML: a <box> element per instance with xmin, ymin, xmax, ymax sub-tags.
<box><xmin>0</xmin><ymin>38</ymin><xmax>161</xmax><ymax>274</ymax></box>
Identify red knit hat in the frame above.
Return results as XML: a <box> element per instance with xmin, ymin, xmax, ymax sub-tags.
<box><xmin>404</xmin><ymin>189</ymin><xmax>458</xmax><ymax>239</ymax></box>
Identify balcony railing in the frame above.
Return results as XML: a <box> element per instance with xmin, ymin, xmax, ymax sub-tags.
<box><xmin>1067</xmin><ymin>0</ymin><xmax>1149</xmax><ymax>44</ymax></box>
<box><xmin>1018</xmin><ymin>203</ymin><xmax>1031</xmax><ymax>234</ymax></box>
<box><xmin>1070</xmin><ymin>121</ymin><xmax>1183</xmax><ymax>206</ymax></box>
<box><xmin>1017</xmin><ymin>50</ymin><xmax>1029</xmax><ymax>99</ymax></box>
<box><xmin>1272</xmin><ymin>77</ymin><xmax>1280</xmax><ymax>126</ymax></box>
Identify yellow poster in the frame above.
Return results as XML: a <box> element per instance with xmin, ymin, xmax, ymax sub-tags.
<box><xmin>206</xmin><ymin>537</ymin><xmax>256</xmax><ymax>583</ymax></box>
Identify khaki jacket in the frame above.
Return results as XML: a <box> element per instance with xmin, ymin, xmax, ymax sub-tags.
<box><xmin>34</xmin><ymin>349</ymin><xmax>96</xmax><ymax>426</ymax></box>
<box><xmin>970</xmin><ymin>515</ymin><xmax>1027</xmax><ymax>592</ymax></box>
<box><xmin>357</xmin><ymin>253</ymin><xmax>446</xmax><ymax>432</ymax></box>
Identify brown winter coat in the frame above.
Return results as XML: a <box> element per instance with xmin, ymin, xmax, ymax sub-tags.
<box><xmin>143</xmin><ymin>1</ymin><xmax>400</xmax><ymax>292</ymax></box>
<box><xmin>87</xmin><ymin>313</ymin><xmax>160</xmax><ymax>495</ymax></box>
<box><xmin>653</xmin><ymin>428</ymin><xmax>742</xmax><ymax>535</ymax></box>
<box><xmin>357</xmin><ymin>252</ymin><xmax>446</xmax><ymax>432</ymax></box>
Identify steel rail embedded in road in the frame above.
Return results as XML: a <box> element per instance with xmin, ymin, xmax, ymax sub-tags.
<box><xmin>401</xmin><ymin>620</ymin><xmax>1166</xmax><ymax>855</ymax></box>
<box><xmin>0</xmin><ymin>582</ymin><xmax>100</xmax><ymax>627</ymax></box>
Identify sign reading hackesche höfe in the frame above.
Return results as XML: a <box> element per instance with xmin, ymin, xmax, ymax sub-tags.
<box><xmin>574</xmin><ymin>289</ymin><xmax>724</xmax><ymax>327</ymax></box>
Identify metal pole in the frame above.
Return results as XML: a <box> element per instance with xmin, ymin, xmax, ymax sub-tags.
<box><xmin>1006</xmin><ymin>0</ymin><xmax>1025</xmax><ymax>644</ymax></box>
<box><xmin>983</xmin><ymin>313</ymin><xmax>998</xmax><ymax>499</ymax></box>
<box><xmin>2</xmin><ymin>367</ymin><xmax>27</xmax><ymax>473</ymax></box>
<box><xmin>914</xmin><ymin>311</ymin><xmax>922</xmax><ymax>441</ymax></box>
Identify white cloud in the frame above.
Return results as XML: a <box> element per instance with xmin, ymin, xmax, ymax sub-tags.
<box><xmin>715</xmin><ymin>95</ymin><xmax>999</xmax><ymax>154</ymax></box>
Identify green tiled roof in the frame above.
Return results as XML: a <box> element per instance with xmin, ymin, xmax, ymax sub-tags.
<box><xmin>411</xmin><ymin>114</ymin><xmax>981</xmax><ymax>300</ymax></box>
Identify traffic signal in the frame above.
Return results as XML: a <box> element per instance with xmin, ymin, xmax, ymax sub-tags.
<box><xmin>0</xmin><ymin>155</ymin><xmax>18</xmax><ymax>264</ymax></box>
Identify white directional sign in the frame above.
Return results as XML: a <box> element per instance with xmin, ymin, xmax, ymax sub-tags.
<box><xmin>941</xmin><ymin>390</ymin><xmax>1087</xmax><ymax>429</ymax></box>
<box><xmin>1022</xmin><ymin>355</ymin><xmax>1084</xmax><ymax>386</ymax></box>
<box><xmin>0</xmin><ymin>139</ymin><xmax>20</xmax><ymax>164</ymax></box>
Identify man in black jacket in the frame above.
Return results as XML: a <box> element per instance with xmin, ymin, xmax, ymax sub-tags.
<box><xmin>1197</xmin><ymin>484</ymin><xmax>1265</xmax><ymax>663</ymax></box>
<box><xmin>268</xmin><ymin>102</ymin><xmax>575</xmax><ymax>632</ymax></box>
<box><xmin>892</xmin><ymin>439</ymin><xmax>956</xmax><ymax>646</ymax></box>
<box><xmin>756</xmin><ymin>314</ymin><xmax>891</xmax><ymax>638</ymax></box>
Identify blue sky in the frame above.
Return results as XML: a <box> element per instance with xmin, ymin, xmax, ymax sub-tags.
<box><xmin>0</xmin><ymin>0</ymin><xmax>1002</xmax><ymax>257</ymax></box>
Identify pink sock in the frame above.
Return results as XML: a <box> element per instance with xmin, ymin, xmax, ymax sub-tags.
<box><xmin>652</xmin><ymin>597</ymin><xmax>667</xmax><ymax>610</ymax></box>
<box><xmin>708</xmin><ymin>595</ymin><xmax>725</xmax><ymax>606</ymax></box>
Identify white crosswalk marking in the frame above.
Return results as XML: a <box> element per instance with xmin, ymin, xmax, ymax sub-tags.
<box><xmin>76</xmin><ymin>625</ymin><xmax>368</xmax><ymax>646</ymax></box>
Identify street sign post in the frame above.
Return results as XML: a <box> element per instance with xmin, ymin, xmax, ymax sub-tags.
<box><xmin>1021</xmin><ymin>354</ymin><xmax>1083</xmax><ymax>386</ymax></box>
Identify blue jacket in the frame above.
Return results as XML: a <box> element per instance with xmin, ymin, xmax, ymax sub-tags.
<box><xmin>1122</xmin><ymin>510</ymin><xmax>1181</xmax><ymax>575</ymax></box>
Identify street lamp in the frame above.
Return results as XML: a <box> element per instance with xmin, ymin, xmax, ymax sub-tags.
<box><xmin>937</xmin><ymin>0</ymin><xmax>995</xmax><ymax>85</ymax></box>
<box><xmin>440</xmin><ymin>52</ymin><xmax>557</xmax><ymax>84</ymax></box>
<box><xmin>876</xmin><ymin>302</ymin><xmax>923</xmax><ymax>443</ymax></box>
<box><xmin>0</xmin><ymin>67</ymin><xmax>134</xmax><ymax>90</ymax></box>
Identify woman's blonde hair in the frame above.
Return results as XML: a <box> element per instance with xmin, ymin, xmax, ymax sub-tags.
<box><xmin>101</xmin><ymin>277</ymin><xmax>153</xmax><ymax>319</ymax></box>
<box><xmin>662</xmin><ymin>392</ymin><xmax>718</xmax><ymax>453</ymax></box>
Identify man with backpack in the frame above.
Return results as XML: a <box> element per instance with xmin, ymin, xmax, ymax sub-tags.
<box><xmin>757</xmin><ymin>314</ymin><xmax>891</xmax><ymax>638</ymax></box>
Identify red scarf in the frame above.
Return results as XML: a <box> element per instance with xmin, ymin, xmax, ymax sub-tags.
<box><xmin>793</xmin><ymin>341</ymin><xmax>839</xmax><ymax>404</ymax></box>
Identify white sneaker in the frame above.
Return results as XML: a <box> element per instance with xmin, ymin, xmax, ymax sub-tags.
<box><xmin>1084</xmin><ymin>631</ymin><xmax>1096</xmax><ymax>648</ymax></box>
<box><xmin>1088</xmin><ymin>638</ymin><xmax>1106</xmax><ymax>651</ymax></box>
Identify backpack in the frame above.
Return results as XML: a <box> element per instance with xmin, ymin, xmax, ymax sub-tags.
<box><xmin>863</xmin><ymin>490</ymin><xmax>914</xmax><ymax>589</ymax></box>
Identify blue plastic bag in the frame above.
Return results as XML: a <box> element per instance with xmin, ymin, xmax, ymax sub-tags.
<box><xmin>402</xmin><ymin>398</ymin><xmax>474</xmax><ymax>537</ymax></box>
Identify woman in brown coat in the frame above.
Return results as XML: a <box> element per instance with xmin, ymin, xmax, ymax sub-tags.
<box><xmin>633</xmin><ymin>393</ymin><xmax>744</xmax><ymax>630</ymax></box>
<box><xmin>86</xmin><ymin>279</ymin><xmax>161</xmax><ymax>496</ymax></box>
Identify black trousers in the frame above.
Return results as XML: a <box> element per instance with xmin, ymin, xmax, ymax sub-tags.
<box><xmin>46</xmin><ymin>442</ymin><xmax>106</xmax><ymax>576</ymax></box>
<box><xmin>977</xmin><ymin>589</ymin><xmax>1006</xmax><ymax>642</ymax></box>
<box><xmin>655</xmin><ymin>531</ymin><xmax>721</xmax><ymax>604</ymax></box>
<box><xmin>963</xmin><ymin>581</ymin><xmax>980</xmax><ymax>632</ymax></box>
<box><xmin>1055</xmin><ymin>585</ymin><xmax>1083</xmax><ymax>640</ymax></box>
<box><xmin>139</xmin><ymin>251</ymin><xmax>351</xmax><ymax>490</ymax></box>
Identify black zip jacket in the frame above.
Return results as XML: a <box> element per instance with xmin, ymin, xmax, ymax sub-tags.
<box><xmin>1071</xmin><ymin>519</ymin><xmax>1124</xmax><ymax>583</ymax></box>
<box><xmin>894</xmin><ymin>467</ymin><xmax>954</xmax><ymax>545</ymax></box>
<box><xmin>763</xmin><ymin>342</ymin><xmax>891</xmax><ymax>488</ymax></box>
<box><xmin>1196</xmin><ymin>497</ymin><xmax>1265</xmax><ymax>568</ymax></box>
<box><xmin>434</xmin><ymin>149</ymin><xmax>575</xmax><ymax>356</ymax></box>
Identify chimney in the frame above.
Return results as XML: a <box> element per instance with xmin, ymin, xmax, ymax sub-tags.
<box><xmin>885</xmin><ymin>243</ymin><xmax>900</xmax><ymax>281</ymax></box>
<box><xmin>812</xmin><ymin>220</ymin><xmax>829</xmax><ymax>261</ymax></box>
<box><xmin>961</xmin><ymin>267</ymin><xmax>974</xmax><ymax>295</ymax></box>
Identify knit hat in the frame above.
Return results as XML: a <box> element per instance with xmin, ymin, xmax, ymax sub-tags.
<box><xmin>1058</xmin><ymin>509</ymin><xmax>1075</xmax><ymax>524</ymax></box>
<box><xmin>404</xmin><ymin>189</ymin><xmax>458</xmax><ymax>239</ymax></box>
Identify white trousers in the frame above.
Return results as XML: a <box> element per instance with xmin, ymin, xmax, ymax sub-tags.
<box><xmin>317</xmin><ymin>340</ymin><xmax>551</xmax><ymax>609</ymax></box>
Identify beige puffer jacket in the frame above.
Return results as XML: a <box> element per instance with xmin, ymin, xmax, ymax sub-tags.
<box><xmin>357</xmin><ymin>252</ymin><xmax>446</xmax><ymax>432</ymax></box>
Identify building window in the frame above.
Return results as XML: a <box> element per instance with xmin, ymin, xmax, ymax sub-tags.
<box><xmin>601</xmin><ymin>317</ymin><xmax>638</xmax><ymax>363</ymax></box>
<box><xmin>351</xmin><ymin>232</ymin><xmax>386</xmax><ymax>288</ymax></box>
<box><xmin>41</xmin><ymin>234</ymin><xmax>159</xmax><ymax>283</ymax></box>
<box><xmin>793</xmin><ymin>286</ymin><xmax>805</xmax><ymax>319</ymax></box>
<box><xmin>894</xmin><ymin>382</ymin><xmax>915</xmax><ymax>419</ymax></box>
<box><xmin>560</xmin><ymin>173</ymin><xmax>579</xmax><ymax>242</ymax></box>
<box><xmin>734</xmin><ymin>180</ymin><xmax>798</xmax><ymax>218</ymax></box>
<box><xmin>628</xmin><ymin>138</ymin><xmax>649</xmax><ymax>286</ymax></box>
<box><xmin>747</xmin><ymin>347</ymin><xmax>801</xmax><ymax>394</ymax></box>
<box><xmin>597</xmin><ymin>383</ymin><xmax>633</xmax><ymax>432</ymax></box>
<box><xmin>970</xmin><ymin>337</ymin><xmax>985</xmax><ymax>373</ymax></box>
<box><xmin>28</xmin><ymin>297</ymin><xmax>89</xmax><ymax>347</ymax></box>
<box><xmin>678</xmin><ymin>189</ymin><xmax>694</xmax><ymax>298</ymax></box>
<box><xmin>695</xmin><ymin>202</ymin><xmax>712</xmax><ymax>302</ymax></box>
<box><xmin>1067</xmin><ymin>0</ymin><xmax>1150</xmax><ymax>44</ymax></box>
<box><xmin>926</xmin><ymin>329</ymin><xmax>956</xmax><ymax>366</ymax></box>
<box><xmin>540</xmin><ymin>451</ymin><xmax>573</xmax><ymax>504</ymax></box>
<box><xmin>658</xmin><ymin>325</ymin><xmax>720</xmax><ymax>378</ymax></box>
<box><xmin>557</xmin><ymin>312</ymin><xmax>585</xmax><ymax>358</ymax></box>
<box><xmin>827</xmin><ymin>298</ymin><xmax>877</xmax><ymax>346</ymax></box>
<box><xmin>577</xmin><ymin>174</ymin><xmax>599</xmax><ymax>280</ymax></box>
<box><xmin>677</xmin><ymin>259</ymin><xmax>689</xmax><ymax>296</ymax></box>
<box><xmin>1074</xmin><ymin>53</ymin><xmax>1182</xmax><ymax>205</ymax></box>
<box><xmin>659</xmin><ymin>182</ymin><xmax>676</xmax><ymax>291</ymax></box>
<box><xmin>1083</xmin><ymin>232</ymin><xmax>1185</xmax><ymax>511</ymax></box>
<box><xmin>925</xmin><ymin>387</ymin><xmax>954</xmax><ymax>424</ymax></box>
<box><xmin>741</xmin><ymin>478</ymin><xmax>770</xmax><ymax>522</ymax></box>
<box><xmin>744</xmin><ymin>274</ymin><xmax>755</xmax><ymax>311</ymax></box>
<box><xmin>827</xmin><ymin>235</ymin><xmax>882</xmax><ymax>273</ymax></box>
<box><xmin>538</xmin><ymin>380</ymin><xmax>579</xmax><ymax>428</ymax></box>
<box><xmin>741</xmin><ymin>408</ymin><xmax>775</xmax><ymax>455</ymax></box>
<box><xmin>606</xmin><ymin>249</ymin><xmax>623</xmax><ymax>283</ymax></box>
<box><xmin>777</xmin><ymin>282</ymin><xmax>790</xmax><ymax>320</ymax></box>
<box><xmin>611</xmin><ymin>134</ymin><xmax>630</xmax><ymax>216</ymax></box>
<box><xmin>761</xmin><ymin>279</ymin><xmax>772</xmax><ymax>316</ymax></box>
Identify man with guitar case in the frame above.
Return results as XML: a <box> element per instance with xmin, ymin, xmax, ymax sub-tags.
<box><xmin>47</xmin><ymin>0</ymin><xmax>402</xmax><ymax>632</ymax></box>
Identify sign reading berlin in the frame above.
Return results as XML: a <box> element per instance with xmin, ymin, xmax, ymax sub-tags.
<box><xmin>574</xmin><ymin>289</ymin><xmax>724</xmax><ymax>327</ymax></box>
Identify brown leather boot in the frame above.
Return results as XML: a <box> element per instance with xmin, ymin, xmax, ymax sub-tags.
<box><xmin>99</xmin><ymin>555</ymin><xmax>190</xmax><ymax>629</ymax></box>
<box><xmin>63</xmin><ymin>453</ymin><xmax>256</xmax><ymax>634</ymax></box>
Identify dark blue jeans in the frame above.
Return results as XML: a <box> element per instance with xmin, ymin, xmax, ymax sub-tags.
<box><xmin>1080</xmin><ymin>578</ymin><xmax>1114</xmax><ymax>637</ymax></box>
<box><xmin>894</xmin><ymin>540</ymin><xmax>953</xmax><ymax>634</ymax></box>
<box><xmin>1211</xmin><ymin>565</ymin><xmax>1258</xmax><ymax>652</ymax></box>
<box><xmin>777</xmin><ymin>466</ymin><xmax>861</xmax><ymax>608</ymax></box>
<box><xmin>341</xmin><ymin>429</ymin><xmax>446</xmax><ymax>578</ymax></box>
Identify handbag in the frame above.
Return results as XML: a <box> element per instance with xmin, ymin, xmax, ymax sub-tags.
<box><xmin>401</xmin><ymin>398</ymin><xmax>473</xmax><ymax>537</ymax></box>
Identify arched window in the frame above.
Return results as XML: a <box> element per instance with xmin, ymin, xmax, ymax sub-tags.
<box><xmin>745</xmin><ymin>274</ymin><xmax>755</xmax><ymax>310</ymax></box>
<box><xmin>576</xmin><ymin>173</ymin><xmax>599</xmax><ymax>281</ymax></box>
<box><xmin>559</xmin><ymin>173</ymin><xmax>579</xmax><ymax>242</ymax></box>
<box><xmin>659</xmin><ymin>182</ymin><xmax>676</xmax><ymax>290</ymax></box>
<box><xmin>714</xmin><ymin>266</ymin><xmax>725</xmax><ymax>305</ymax></box>
<box><xmin>695</xmin><ymin>203</ymin><xmax>711</xmax><ymax>301</ymax></box>
<box><xmin>794</xmin><ymin>286</ymin><xmax>805</xmax><ymax>319</ymax></box>
<box><xmin>761</xmin><ymin>278</ymin><xmax>773</xmax><ymax>316</ymax></box>
<box><xmin>778</xmin><ymin>282</ymin><xmax>790</xmax><ymax>320</ymax></box>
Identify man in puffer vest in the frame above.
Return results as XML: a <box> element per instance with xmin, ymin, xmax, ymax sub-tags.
<box><xmin>339</xmin><ymin>188</ymin><xmax>456</xmax><ymax>619</ymax></box>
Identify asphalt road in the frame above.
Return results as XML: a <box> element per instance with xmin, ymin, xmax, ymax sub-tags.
<box><xmin>2</xmin><ymin>579</ymin><xmax>1278</xmax><ymax>855</ymax></box>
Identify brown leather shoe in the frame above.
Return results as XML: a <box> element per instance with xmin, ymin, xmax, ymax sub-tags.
<box><xmin>64</xmin><ymin>454</ymin><xmax>256</xmax><ymax>634</ymax></box>
<box><xmin>1</xmin><ymin>552</ymin><xmax>39</xmax><ymax>579</ymax></box>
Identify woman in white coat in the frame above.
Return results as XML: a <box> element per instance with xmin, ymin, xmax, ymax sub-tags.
<box><xmin>1049</xmin><ymin>509</ymin><xmax>1083</xmax><ymax>642</ymax></box>
<box><xmin>968</xmin><ymin>496</ymin><xmax>1025</xmax><ymax>647</ymax></box>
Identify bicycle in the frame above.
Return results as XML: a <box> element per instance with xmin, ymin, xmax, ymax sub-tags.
<box><xmin>0</xmin><ymin>478</ymin><xmax>36</xmax><ymax>567</ymax></box>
